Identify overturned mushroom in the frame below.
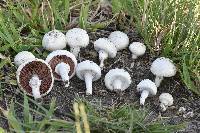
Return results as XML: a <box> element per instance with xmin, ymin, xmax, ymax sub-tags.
<box><xmin>108</xmin><ymin>31</ymin><xmax>129</xmax><ymax>51</ymax></box>
<box><xmin>66</xmin><ymin>28</ymin><xmax>89</xmax><ymax>57</ymax></box>
<box><xmin>42</xmin><ymin>30</ymin><xmax>67</xmax><ymax>51</ymax></box>
<box><xmin>150</xmin><ymin>57</ymin><xmax>177</xmax><ymax>87</ymax></box>
<box><xmin>105</xmin><ymin>68</ymin><xmax>131</xmax><ymax>92</ymax></box>
<box><xmin>46</xmin><ymin>50</ymin><xmax>77</xmax><ymax>87</ymax></box>
<box><xmin>16</xmin><ymin>59</ymin><xmax>54</xmax><ymax>99</ymax></box>
<box><xmin>14</xmin><ymin>51</ymin><xmax>35</xmax><ymax>67</ymax></box>
<box><xmin>137</xmin><ymin>79</ymin><xmax>157</xmax><ymax>105</ymax></box>
<box><xmin>94</xmin><ymin>38</ymin><xmax>117</xmax><ymax>68</ymax></box>
<box><xmin>129</xmin><ymin>42</ymin><xmax>146</xmax><ymax>59</ymax></box>
<box><xmin>76</xmin><ymin>60</ymin><xmax>101</xmax><ymax>95</ymax></box>
<box><xmin>159</xmin><ymin>93</ymin><xmax>174</xmax><ymax>112</ymax></box>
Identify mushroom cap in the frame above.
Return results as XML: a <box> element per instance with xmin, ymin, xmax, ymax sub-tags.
<box><xmin>76</xmin><ymin>60</ymin><xmax>101</xmax><ymax>81</ymax></box>
<box><xmin>129</xmin><ymin>42</ymin><xmax>146</xmax><ymax>56</ymax></box>
<box><xmin>45</xmin><ymin>50</ymin><xmax>77</xmax><ymax>81</ymax></box>
<box><xmin>14</xmin><ymin>51</ymin><xmax>35</xmax><ymax>67</ymax></box>
<box><xmin>16</xmin><ymin>58</ymin><xmax>54</xmax><ymax>97</ymax></box>
<box><xmin>66</xmin><ymin>28</ymin><xmax>89</xmax><ymax>48</ymax></box>
<box><xmin>159</xmin><ymin>93</ymin><xmax>173</xmax><ymax>106</ymax></box>
<box><xmin>42</xmin><ymin>30</ymin><xmax>67</xmax><ymax>51</ymax></box>
<box><xmin>137</xmin><ymin>79</ymin><xmax>157</xmax><ymax>95</ymax></box>
<box><xmin>104</xmin><ymin>68</ymin><xmax>131</xmax><ymax>91</ymax></box>
<box><xmin>94</xmin><ymin>38</ymin><xmax>117</xmax><ymax>58</ymax></box>
<box><xmin>108</xmin><ymin>31</ymin><xmax>129</xmax><ymax>50</ymax></box>
<box><xmin>150</xmin><ymin>57</ymin><xmax>177</xmax><ymax>77</ymax></box>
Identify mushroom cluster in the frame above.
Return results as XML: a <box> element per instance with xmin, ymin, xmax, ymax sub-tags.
<box><xmin>14</xmin><ymin>28</ymin><xmax>176</xmax><ymax>112</ymax></box>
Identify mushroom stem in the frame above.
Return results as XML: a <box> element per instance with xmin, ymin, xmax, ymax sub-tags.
<box><xmin>55</xmin><ymin>62</ymin><xmax>70</xmax><ymax>87</ymax></box>
<box><xmin>132</xmin><ymin>54</ymin><xmax>138</xmax><ymax>59</ymax></box>
<box><xmin>140</xmin><ymin>90</ymin><xmax>149</xmax><ymax>105</ymax></box>
<box><xmin>70</xmin><ymin>46</ymin><xmax>80</xmax><ymax>57</ymax></box>
<box><xmin>155</xmin><ymin>76</ymin><xmax>164</xmax><ymax>87</ymax></box>
<box><xmin>84</xmin><ymin>73</ymin><xmax>93</xmax><ymax>95</ymax></box>
<box><xmin>113</xmin><ymin>79</ymin><xmax>122</xmax><ymax>90</ymax></box>
<box><xmin>99</xmin><ymin>50</ymin><xmax>108</xmax><ymax>68</ymax></box>
<box><xmin>29</xmin><ymin>75</ymin><xmax>42</xmax><ymax>99</ymax></box>
<box><xmin>160</xmin><ymin>103</ymin><xmax>167</xmax><ymax>112</ymax></box>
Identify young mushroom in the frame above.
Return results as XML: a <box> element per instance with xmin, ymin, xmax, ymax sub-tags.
<box><xmin>76</xmin><ymin>60</ymin><xmax>101</xmax><ymax>95</ymax></box>
<box><xmin>105</xmin><ymin>68</ymin><xmax>131</xmax><ymax>92</ymax></box>
<box><xmin>129</xmin><ymin>42</ymin><xmax>146</xmax><ymax>59</ymax></box>
<box><xmin>66</xmin><ymin>28</ymin><xmax>89</xmax><ymax>57</ymax></box>
<box><xmin>159</xmin><ymin>93</ymin><xmax>174</xmax><ymax>112</ymax></box>
<box><xmin>16</xmin><ymin>59</ymin><xmax>54</xmax><ymax>99</ymax></box>
<box><xmin>150</xmin><ymin>57</ymin><xmax>177</xmax><ymax>87</ymax></box>
<box><xmin>14</xmin><ymin>51</ymin><xmax>35</xmax><ymax>67</ymax></box>
<box><xmin>45</xmin><ymin>50</ymin><xmax>77</xmax><ymax>87</ymax></box>
<box><xmin>137</xmin><ymin>79</ymin><xmax>157</xmax><ymax>105</ymax></box>
<box><xmin>42</xmin><ymin>30</ymin><xmax>67</xmax><ymax>51</ymax></box>
<box><xmin>94</xmin><ymin>38</ymin><xmax>117</xmax><ymax>68</ymax></box>
<box><xmin>108</xmin><ymin>31</ymin><xmax>129</xmax><ymax>51</ymax></box>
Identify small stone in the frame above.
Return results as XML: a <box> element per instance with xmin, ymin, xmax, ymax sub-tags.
<box><xmin>178</xmin><ymin>107</ymin><xmax>186</xmax><ymax>113</ymax></box>
<box><xmin>183</xmin><ymin>111</ymin><xmax>194</xmax><ymax>118</ymax></box>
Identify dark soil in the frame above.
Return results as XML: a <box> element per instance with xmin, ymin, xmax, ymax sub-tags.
<box><xmin>0</xmin><ymin>26</ymin><xmax>200</xmax><ymax>132</ymax></box>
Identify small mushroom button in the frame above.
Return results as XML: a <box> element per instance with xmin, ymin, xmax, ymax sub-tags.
<box><xmin>159</xmin><ymin>93</ymin><xmax>174</xmax><ymax>112</ymax></box>
<box><xmin>42</xmin><ymin>30</ymin><xmax>67</xmax><ymax>51</ymax></box>
<box><xmin>129</xmin><ymin>42</ymin><xmax>146</xmax><ymax>59</ymax></box>
<box><xmin>14</xmin><ymin>51</ymin><xmax>35</xmax><ymax>67</ymax></box>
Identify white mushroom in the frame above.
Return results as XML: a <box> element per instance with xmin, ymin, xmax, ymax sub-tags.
<box><xmin>159</xmin><ymin>93</ymin><xmax>174</xmax><ymax>112</ymax></box>
<box><xmin>66</xmin><ymin>28</ymin><xmax>89</xmax><ymax>57</ymax></box>
<box><xmin>14</xmin><ymin>51</ymin><xmax>35</xmax><ymax>67</ymax></box>
<box><xmin>94</xmin><ymin>38</ymin><xmax>117</xmax><ymax>68</ymax></box>
<box><xmin>137</xmin><ymin>79</ymin><xmax>157</xmax><ymax>105</ymax></box>
<box><xmin>105</xmin><ymin>68</ymin><xmax>131</xmax><ymax>92</ymax></box>
<box><xmin>129</xmin><ymin>42</ymin><xmax>146</xmax><ymax>59</ymax></box>
<box><xmin>150</xmin><ymin>57</ymin><xmax>177</xmax><ymax>87</ymax></box>
<box><xmin>16</xmin><ymin>59</ymin><xmax>54</xmax><ymax>99</ymax></box>
<box><xmin>46</xmin><ymin>50</ymin><xmax>77</xmax><ymax>87</ymax></box>
<box><xmin>108</xmin><ymin>31</ymin><xmax>129</xmax><ymax>51</ymax></box>
<box><xmin>76</xmin><ymin>60</ymin><xmax>101</xmax><ymax>95</ymax></box>
<box><xmin>42</xmin><ymin>30</ymin><xmax>67</xmax><ymax>51</ymax></box>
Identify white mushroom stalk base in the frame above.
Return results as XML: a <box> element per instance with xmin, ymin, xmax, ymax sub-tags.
<box><xmin>160</xmin><ymin>103</ymin><xmax>167</xmax><ymax>112</ymax></box>
<box><xmin>99</xmin><ymin>50</ymin><xmax>108</xmax><ymax>68</ymax></box>
<box><xmin>70</xmin><ymin>46</ymin><xmax>80</xmax><ymax>57</ymax></box>
<box><xmin>55</xmin><ymin>62</ymin><xmax>70</xmax><ymax>87</ymax></box>
<box><xmin>140</xmin><ymin>90</ymin><xmax>149</xmax><ymax>105</ymax></box>
<box><xmin>132</xmin><ymin>54</ymin><xmax>138</xmax><ymax>59</ymax></box>
<box><xmin>155</xmin><ymin>76</ymin><xmax>164</xmax><ymax>87</ymax></box>
<box><xmin>84</xmin><ymin>73</ymin><xmax>93</xmax><ymax>95</ymax></box>
<box><xmin>29</xmin><ymin>75</ymin><xmax>42</xmax><ymax>99</ymax></box>
<box><xmin>113</xmin><ymin>79</ymin><xmax>122</xmax><ymax>90</ymax></box>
